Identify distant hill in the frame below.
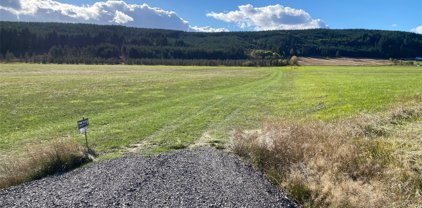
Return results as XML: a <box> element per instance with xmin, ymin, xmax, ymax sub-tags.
<box><xmin>1</xmin><ymin>21</ymin><xmax>421</xmax><ymax>65</ymax></box>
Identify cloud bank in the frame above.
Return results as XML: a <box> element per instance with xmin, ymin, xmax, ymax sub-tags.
<box><xmin>207</xmin><ymin>4</ymin><xmax>327</xmax><ymax>31</ymax></box>
<box><xmin>189</xmin><ymin>26</ymin><xmax>228</xmax><ymax>33</ymax></box>
<box><xmin>412</xmin><ymin>25</ymin><xmax>422</xmax><ymax>34</ymax></box>
<box><xmin>0</xmin><ymin>0</ymin><xmax>226</xmax><ymax>32</ymax></box>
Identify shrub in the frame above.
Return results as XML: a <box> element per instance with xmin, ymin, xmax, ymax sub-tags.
<box><xmin>289</xmin><ymin>56</ymin><xmax>298</xmax><ymax>66</ymax></box>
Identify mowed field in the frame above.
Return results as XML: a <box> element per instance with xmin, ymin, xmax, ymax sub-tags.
<box><xmin>1</xmin><ymin>64</ymin><xmax>421</xmax><ymax>158</ymax></box>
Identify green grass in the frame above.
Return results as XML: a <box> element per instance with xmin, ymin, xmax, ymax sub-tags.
<box><xmin>1</xmin><ymin>64</ymin><xmax>421</xmax><ymax>157</ymax></box>
<box><xmin>290</xmin><ymin>66</ymin><xmax>422</xmax><ymax>119</ymax></box>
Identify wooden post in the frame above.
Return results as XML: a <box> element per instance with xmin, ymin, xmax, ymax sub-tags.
<box><xmin>84</xmin><ymin>128</ymin><xmax>88</xmax><ymax>149</ymax></box>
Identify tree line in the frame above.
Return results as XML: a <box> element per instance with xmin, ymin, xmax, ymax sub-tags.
<box><xmin>1</xmin><ymin>21</ymin><xmax>421</xmax><ymax>65</ymax></box>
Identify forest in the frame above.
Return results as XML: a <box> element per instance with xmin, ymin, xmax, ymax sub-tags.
<box><xmin>1</xmin><ymin>21</ymin><xmax>421</xmax><ymax>65</ymax></box>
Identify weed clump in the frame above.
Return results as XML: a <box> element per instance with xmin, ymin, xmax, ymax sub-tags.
<box><xmin>0</xmin><ymin>137</ymin><xmax>91</xmax><ymax>189</ymax></box>
<box><xmin>233</xmin><ymin>102</ymin><xmax>422</xmax><ymax>207</ymax></box>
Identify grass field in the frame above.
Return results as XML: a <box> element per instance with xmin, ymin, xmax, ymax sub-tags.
<box><xmin>1</xmin><ymin>64</ymin><xmax>421</xmax><ymax>158</ymax></box>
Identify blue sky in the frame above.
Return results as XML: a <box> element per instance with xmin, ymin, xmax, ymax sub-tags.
<box><xmin>1</xmin><ymin>0</ymin><xmax>421</xmax><ymax>33</ymax></box>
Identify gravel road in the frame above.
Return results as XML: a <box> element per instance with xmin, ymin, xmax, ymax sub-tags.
<box><xmin>0</xmin><ymin>148</ymin><xmax>297</xmax><ymax>207</ymax></box>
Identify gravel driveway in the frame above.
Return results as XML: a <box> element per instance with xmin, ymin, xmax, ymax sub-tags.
<box><xmin>0</xmin><ymin>148</ymin><xmax>297</xmax><ymax>207</ymax></box>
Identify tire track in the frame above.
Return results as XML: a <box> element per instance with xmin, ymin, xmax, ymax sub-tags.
<box><xmin>126</xmin><ymin>71</ymin><xmax>281</xmax><ymax>152</ymax></box>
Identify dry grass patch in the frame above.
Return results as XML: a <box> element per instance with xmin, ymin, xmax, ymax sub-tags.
<box><xmin>298</xmin><ymin>57</ymin><xmax>392</xmax><ymax>66</ymax></box>
<box><xmin>0</xmin><ymin>137</ymin><xmax>91</xmax><ymax>189</ymax></box>
<box><xmin>233</xmin><ymin>101</ymin><xmax>422</xmax><ymax>207</ymax></box>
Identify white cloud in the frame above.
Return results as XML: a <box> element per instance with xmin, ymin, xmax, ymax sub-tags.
<box><xmin>112</xmin><ymin>10</ymin><xmax>133</xmax><ymax>24</ymax></box>
<box><xmin>207</xmin><ymin>4</ymin><xmax>327</xmax><ymax>31</ymax></box>
<box><xmin>411</xmin><ymin>25</ymin><xmax>422</xmax><ymax>34</ymax></box>
<box><xmin>0</xmin><ymin>0</ymin><xmax>226</xmax><ymax>32</ymax></box>
<box><xmin>189</xmin><ymin>26</ymin><xmax>228</xmax><ymax>33</ymax></box>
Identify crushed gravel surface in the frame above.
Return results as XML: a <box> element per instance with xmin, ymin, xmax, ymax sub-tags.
<box><xmin>0</xmin><ymin>148</ymin><xmax>297</xmax><ymax>207</ymax></box>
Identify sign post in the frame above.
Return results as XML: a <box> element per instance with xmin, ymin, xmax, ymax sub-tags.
<box><xmin>77</xmin><ymin>117</ymin><xmax>89</xmax><ymax>149</ymax></box>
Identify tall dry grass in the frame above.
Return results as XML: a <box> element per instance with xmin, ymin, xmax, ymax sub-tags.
<box><xmin>233</xmin><ymin>102</ymin><xmax>422</xmax><ymax>207</ymax></box>
<box><xmin>0</xmin><ymin>137</ymin><xmax>91</xmax><ymax>189</ymax></box>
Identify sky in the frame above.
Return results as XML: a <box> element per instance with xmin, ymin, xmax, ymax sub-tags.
<box><xmin>1</xmin><ymin>0</ymin><xmax>421</xmax><ymax>33</ymax></box>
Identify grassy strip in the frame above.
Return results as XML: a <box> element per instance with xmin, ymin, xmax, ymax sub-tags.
<box><xmin>0</xmin><ymin>137</ymin><xmax>91</xmax><ymax>189</ymax></box>
<box><xmin>233</xmin><ymin>100</ymin><xmax>422</xmax><ymax>207</ymax></box>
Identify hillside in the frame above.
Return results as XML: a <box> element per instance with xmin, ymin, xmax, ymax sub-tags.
<box><xmin>1</xmin><ymin>21</ymin><xmax>422</xmax><ymax>65</ymax></box>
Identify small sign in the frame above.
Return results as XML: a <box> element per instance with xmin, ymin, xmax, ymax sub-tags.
<box><xmin>77</xmin><ymin>118</ymin><xmax>89</xmax><ymax>134</ymax></box>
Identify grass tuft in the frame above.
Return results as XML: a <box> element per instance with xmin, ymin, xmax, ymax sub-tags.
<box><xmin>233</xmin><ymin>102</ymin><xmax>422</xmax><ymax>207</ymax></box>
<box><xmin>0</xmin><ymin>137</ymin><xmax>91</xmax><ymax>189</ymax></box>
